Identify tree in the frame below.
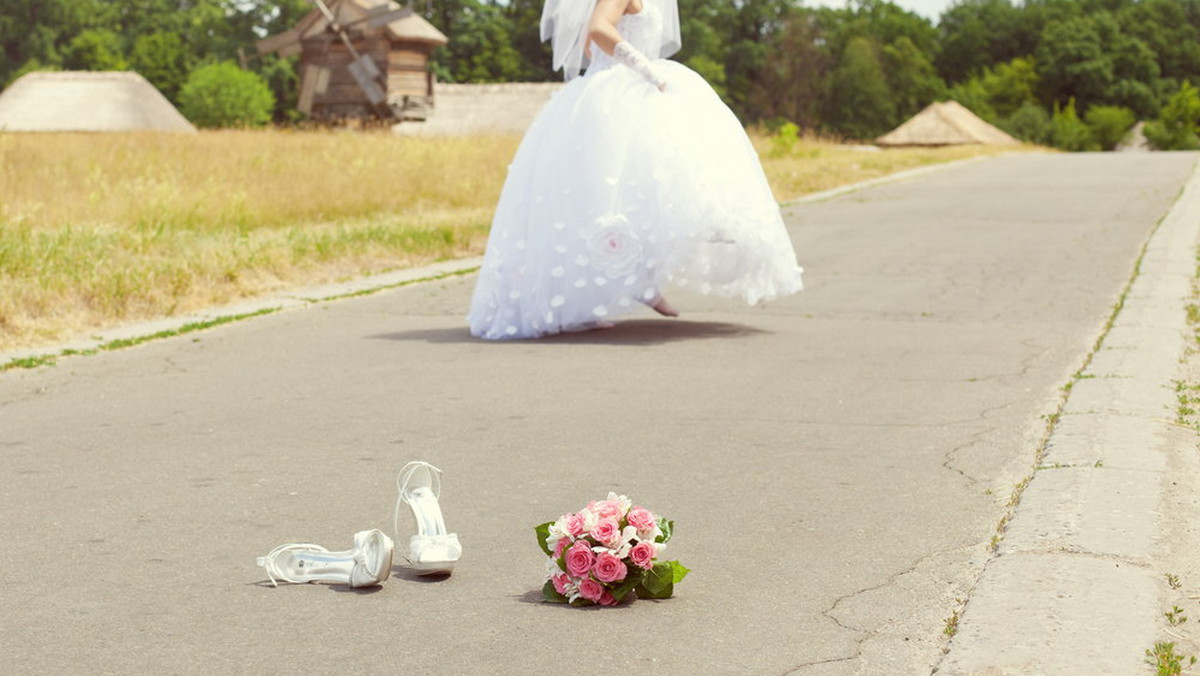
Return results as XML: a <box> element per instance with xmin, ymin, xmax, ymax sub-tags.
<box><xmin>129</xmin><ymin>32</ymin><xmax>192</xmax><ymax>102</ymax></box>
<box><xmin>882</xmin><ymin>35</ymin><xmax>945</xmax><ymax>121</ymax></box>
<box><xmin>62</xmin><ymin>28</ymin><xmax>126</xmax><ymax>71</ymax></box>
<box><xmin>720</xmin><ymin>0</ymin><xmax>793</xmax><ymax>118</ymax></box>
<box><xmin>936</xmin><ymin>0</ymin><xmax>1032</xmax><ymax>84</ymax></box>
<box><xmin>1036</xmin><ymin>16</ymin><xmax>1113</xmax><ymax>107</ymax></box>
<box><xmin>1117</xmin><ymin>0</ymin><xmax>1200</xmax><ymax>83</ymax></box>
<box><xmin>425</xmin><ymin>0</ymin><xmax>523</xmax><ymax>83</ymax></box>
<box><xmin>982</xmin><ymin>56</ymin><xmax>1039</xmax><ymax>118</ymax></box>
<box><xmin>1035</xmin><ymin>11</ymin><xmax>1163</xmax><ymax>115</ymax></box>
<box><xmin>750</xmin><ymin>10</ymin><xmax>830</xmax><ymax>128</ymax></box>
<box><xmin>947</xmin><ymin>56</ymin><xmax>1039</xmax><ymax>123</ymax></box>
<box><xmin>827</xmin><ymin>36</ymin><xmax>895</xmax><ymax>139</ymax></box>
<box><xmin>178</xmin><ymin>61</ymin><xmax>274</xmax><ymax>128</ymax></box>
<box><xmin>677</xmin><ymin>0</ymin><xmax>736</xmax><ymax>100</ymax></box>
<box><xmin>948</xmin><ymin>77</ymin><xmax>998</xmax><ymax>121</ymax></box>
<box><xmin>504</xmin><ymin>0</ymin><xmax>556</xmax><ymax>81</ymax></box>
<box><xmin>1143</xmin><ymin>80</ymin><xmax>1200</xmax><ymax>149</ymax></box>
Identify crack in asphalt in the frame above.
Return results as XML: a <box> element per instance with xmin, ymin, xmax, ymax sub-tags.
<box><xmin>782</xmin><ymin>542</ymin><xmax>981</xmax><ymax>675</ymax></box>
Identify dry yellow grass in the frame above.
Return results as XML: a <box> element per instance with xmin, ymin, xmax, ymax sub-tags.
<box><xmin>751</xmin><ymin>131</ymin><xmax>1018</xmax><ymax>202</ymax></box>
<box><xmin>0</xmin><ymin>128</ymin><xmax>1019</xmax><ymax>352</ymax></box>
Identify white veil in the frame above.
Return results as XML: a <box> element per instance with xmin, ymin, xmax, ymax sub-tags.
<box><xmin>540</xmin><ymin>0</ymin><xmax>683</xmax><ymax>81</ymax></box>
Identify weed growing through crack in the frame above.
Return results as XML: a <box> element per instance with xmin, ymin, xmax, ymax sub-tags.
<box><xmin>1168</xmin><ymin>573</ymin><xmax>1183</xmax><ymax>590</ymax></box>
<box><xmin>943</xmin><ymin>600</ymin><xmax>964</xmax><ymax>638</ymax></box>
<box><xmin>1146</xmin><ymin>641</ymin><xmax>1197</xmax><ymax>675</ymax></box>
<box><xmin>1167</xmin><ymin>605</ymin><xmax>1189</xmax><ymax>626</ymax></box>
<box><xmin>1175</xmin><ymin>379</ymin><xmax>1200</xmax><ymax>431</ymax></box>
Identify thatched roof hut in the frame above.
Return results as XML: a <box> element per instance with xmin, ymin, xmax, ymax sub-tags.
<box><xmin>877</xmin><ymin>100</ymin><xmax>1018</xmax><ymax>147</ymax></box>
<box><xmin>0</xmin><ymin>71</ymin><xmax>196</xmax><ymax>133</ymax></box>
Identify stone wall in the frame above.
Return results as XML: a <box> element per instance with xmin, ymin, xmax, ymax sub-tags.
<box><xmin>393</xmin><ymin>82</ymin><xmax>563</xmax><ymax>136</ymax></box>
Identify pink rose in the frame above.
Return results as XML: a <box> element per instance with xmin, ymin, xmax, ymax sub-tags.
<box><xmin>565</xmin><ymin>513</ymin><xmax>585</xmax><ymax>537</ymax></box>
<box><xmin>598</xmin><ymin>590</ymin><xmax>617</xmax><ymax>606</ymax></box>
<box><xmin>627</xmin><ymin>506</ymin><xmax>656</xmax><ymax>532</ymax></box>
<box><xmin>552</xmin><ymin>573</ymin><xmax>571</xmax><ymax>595</ymax></box>
<box><xmin>590</xmin><ymin>518</ymin><xmax>620</xmax><ymax>547</ymax></box>
<box><xmin>565</xmin><ymin>540</ymin><xmax>595</xmax><ymax>578</ymax></box>
<box><xmin>594</xmin><ymin>500</ymin><xmax>623</xmax><ymax>520</ymax></box>
<box><xmin>578</xmin><ymin>577</ymin><xmax>604</xmax><ymax>603</ymax></box>
<box><xmin>554</xmin><ymin>537</ymin><xmax>571</xmax><ymax>557</ymax></box>
<box><xmin>629</xmin><ymin>541</ymin><xmax>656</xmax><ymax>570</ymax></box>
<box><xmin>592</xmin><ymin>551</ymin><xmax>628</xmax><ymax>583</ymax></box>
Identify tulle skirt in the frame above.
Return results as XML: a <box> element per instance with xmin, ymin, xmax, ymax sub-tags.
<box><xmin>467</xmin><ymin>60</ymin><xmax>803</xmax><ymax>339</ymax></box>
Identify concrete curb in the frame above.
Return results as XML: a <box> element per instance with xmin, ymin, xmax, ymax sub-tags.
<box><xmin>0</xmin><ymin>257</ymin><xmax>483</xmax><ymax>368</ymax></box>
<box><xmin>781</xmin><ymin>153</ymin><xmax>1005</xmax><ymax>207</ymax></box>
<box><xmin>935</xmin><ymin>157</ymin><xmax>1200</xmax><ymax>674</ymax></box>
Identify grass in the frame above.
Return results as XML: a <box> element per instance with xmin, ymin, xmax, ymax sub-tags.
<box><xmin>1147</xmin><ymin>641</ymin><xmax>1197</xmax><ymax>675</ymax></box>
<box><xmin>942</xmin><ymin>597</ymin><xmax>965</xmax><ymax>639</ymax></box>
<box><xmin>750</xmin><ymin>129</ymin><xmax>1017</xmax><ymax>202</ymax></box>
<box><xmin>0</xmin><ymin>128</ymin><xmax>1014</xmax><ymax>353</ymax></box>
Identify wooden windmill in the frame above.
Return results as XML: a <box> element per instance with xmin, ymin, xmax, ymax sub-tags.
<box><xmin>256</xmin><ymin>0</ymin><xmax>449</xmax><ymax>122</ymax></box>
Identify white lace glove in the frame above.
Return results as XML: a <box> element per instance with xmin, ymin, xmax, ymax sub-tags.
<box><xmin>613</xmin><ymin>41</ymin><xmax>666</xmax><ymax>90</ymax></box>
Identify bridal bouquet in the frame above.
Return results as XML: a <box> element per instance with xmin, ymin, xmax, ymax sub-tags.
<box><xmin>536</xmin><ymin>493</ymin><xmax>689</xmax><ymax>606</ymax></box>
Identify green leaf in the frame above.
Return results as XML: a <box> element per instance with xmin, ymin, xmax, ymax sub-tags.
<box><xmin>669</xmin><ymin>560</ymin><xmax>691</xmax><ymax>584</ymax></box>
<box><xmin>656</xmin><ymin>517</ymin><xmax>674</xmax><ymax>544</ymax></box>
<box><xmin>609</xmin><ymin>569</ymin><xmax>644</xmax><ymax>603</ymax></box>
<box><xmin>534</xmin><ymin>522</ymin><xmax>554</xmax><ymax>556</ymax></box>
<box><xmin>635</xmin><ymin>580</ymin><xmax>673</xmax><ymax>599</ymax></box>
<box><xmin>639</xmin><ymin>562</ymin><xmax>675</xmax><ymax>597</ymax></box>
<box><xmin>542</xmin><ymin>580</ymin><xmax>567</xmax><ymax>603</ymax></box>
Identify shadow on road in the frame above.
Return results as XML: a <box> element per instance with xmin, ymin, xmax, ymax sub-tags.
<box><xmin>369</xmin><ymin>320</ymin><xmax>767</xmax><ymax>346</ymax></box>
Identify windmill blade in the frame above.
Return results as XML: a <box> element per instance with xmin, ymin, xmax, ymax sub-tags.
<box><xmin>298</xmin><ymin>64</ymin><xmax>332</xmax><ymax>114</ymax></box>
<box><xmin>368</xmin><ymin>6</ymin><xmax>413</xmax><ymax>27</ymax></box>
<box><xmin>309</xmin><ymin>0</ymin><xmax>338</xmax><ymax>23</ymax></box>
<box><xmin>256</xmin><ymin>28</ymin><xmax>302</xmax><ymax>57</ymax></box>
<box><xmin>348</xmin><ymin>54</ymin><xmax>387</xmax><ymax>105</ymax></box>
<box><xmin>339</xmin><ymin>5</ymin><xmax>413</xmax><ymax>29</ymax></box>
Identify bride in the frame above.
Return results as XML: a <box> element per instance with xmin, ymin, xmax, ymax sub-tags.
<box><xmin>467</xmin><ymin>0</ymin><xmax>803</xmax><ymax>339</ymax></box>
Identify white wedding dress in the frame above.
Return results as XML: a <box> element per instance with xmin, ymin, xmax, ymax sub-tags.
<box><xmin>467</xmin><ymin>3</ymin><xmax>802</xmax><ymax>339</ymax></box>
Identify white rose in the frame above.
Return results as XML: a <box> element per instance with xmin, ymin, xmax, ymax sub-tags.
<box><xmin>580</xmin><ymin>508</ymin><xmax>600</xmax><ymax>533</ymax></box>
<box><xmin>588</xmin><ymin>214</ymin><xmax>643</xmax><ymax>279</ymax></box>
<box><xmin>613</xmin><ymin>525</ymin><xmax>639</xmax><ymax>558</ymax></box>
<box><xmin>547</xmin><ymin>515</ymin><xmax>570</xmax><ymax>541</ymax></box>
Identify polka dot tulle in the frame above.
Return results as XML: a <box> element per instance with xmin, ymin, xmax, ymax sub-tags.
<box><xmin>467</xmin><ymin>7</ymin><xmax>802</xmax><ymax>340</ymax></box>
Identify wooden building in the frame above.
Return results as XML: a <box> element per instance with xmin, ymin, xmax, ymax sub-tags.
<box><xmin>258</xmin><ymin>0</ymin><xmax>449</xmax><ymax>122</ymax></box>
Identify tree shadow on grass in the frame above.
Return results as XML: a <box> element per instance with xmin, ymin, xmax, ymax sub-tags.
<box><xmin>369</xmin><ymin>319</ymin><xmax>767</xmax><ymax>347</ymax></box>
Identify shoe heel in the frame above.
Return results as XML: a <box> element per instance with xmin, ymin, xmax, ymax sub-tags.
<box><xmin>395</xmin><ymin>462</ymin><xmax>462</xmax><ymax>575</ymax></box>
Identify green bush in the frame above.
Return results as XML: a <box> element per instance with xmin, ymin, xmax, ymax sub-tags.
<box><xmin>1083</xmin><ymin>105</ymin><xmax>1136</xmax><ymax>150</ymax></box>
<box><xmin>1000</xmin><ymin>102</ymin><xmax>1051</xmax><ymax>145</ymax></box>
<box><xmin>178</xmin><ymin>62</ymin><xmax>275</xmax><ymax>129</ymax></box>
<box><xmin>1050</xmin><ymin>99</ymin><xmax>1098</xmax><ymax>152</ymax></box>
<box><xmin>1144</xmin><ymin>81</ymin><xmax>1200</xmax><ymax>151</ymax></box>
<box><xmin>770</xmin><ymin>121</ymin><xmax>800</xmax><ymax>158</ymax></box>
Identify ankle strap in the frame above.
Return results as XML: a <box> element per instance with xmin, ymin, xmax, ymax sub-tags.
<box><xmin>395</xmin><ymin>461</ymin><xmax>443</xmax><ymax>539</ymax></box>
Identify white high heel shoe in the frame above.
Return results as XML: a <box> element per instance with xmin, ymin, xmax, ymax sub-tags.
<box><xmin>256</xmin><ymin>529</ymin><xmax>394</xmax><ymax>588</ymax></box>
<box><xmin>394</xmin><ymin>461</ymin><xmax>462</xmax><ymax>575</ymax></box>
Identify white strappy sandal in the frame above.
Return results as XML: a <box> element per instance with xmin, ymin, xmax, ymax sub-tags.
<box><xmin>256</xmin><ymin>529</ymin><xmax>394</xmax><ymax>588</ymax></box>
<box><xmin>394</xmin><ymin>461</ymin><xmax>462</xmax><ymax>575</ymax></box>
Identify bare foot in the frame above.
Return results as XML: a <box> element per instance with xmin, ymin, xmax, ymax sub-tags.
<box><xmin>649</xmin><ymin>296</ymin><xmax>680</xmax><ymax>317</ymax></box>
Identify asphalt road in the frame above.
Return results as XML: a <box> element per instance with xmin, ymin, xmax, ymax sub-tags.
<box><xmin>1</xmin><ymin>152</ymin><xmax>1196</xmax><ymax>675</ymax></box>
